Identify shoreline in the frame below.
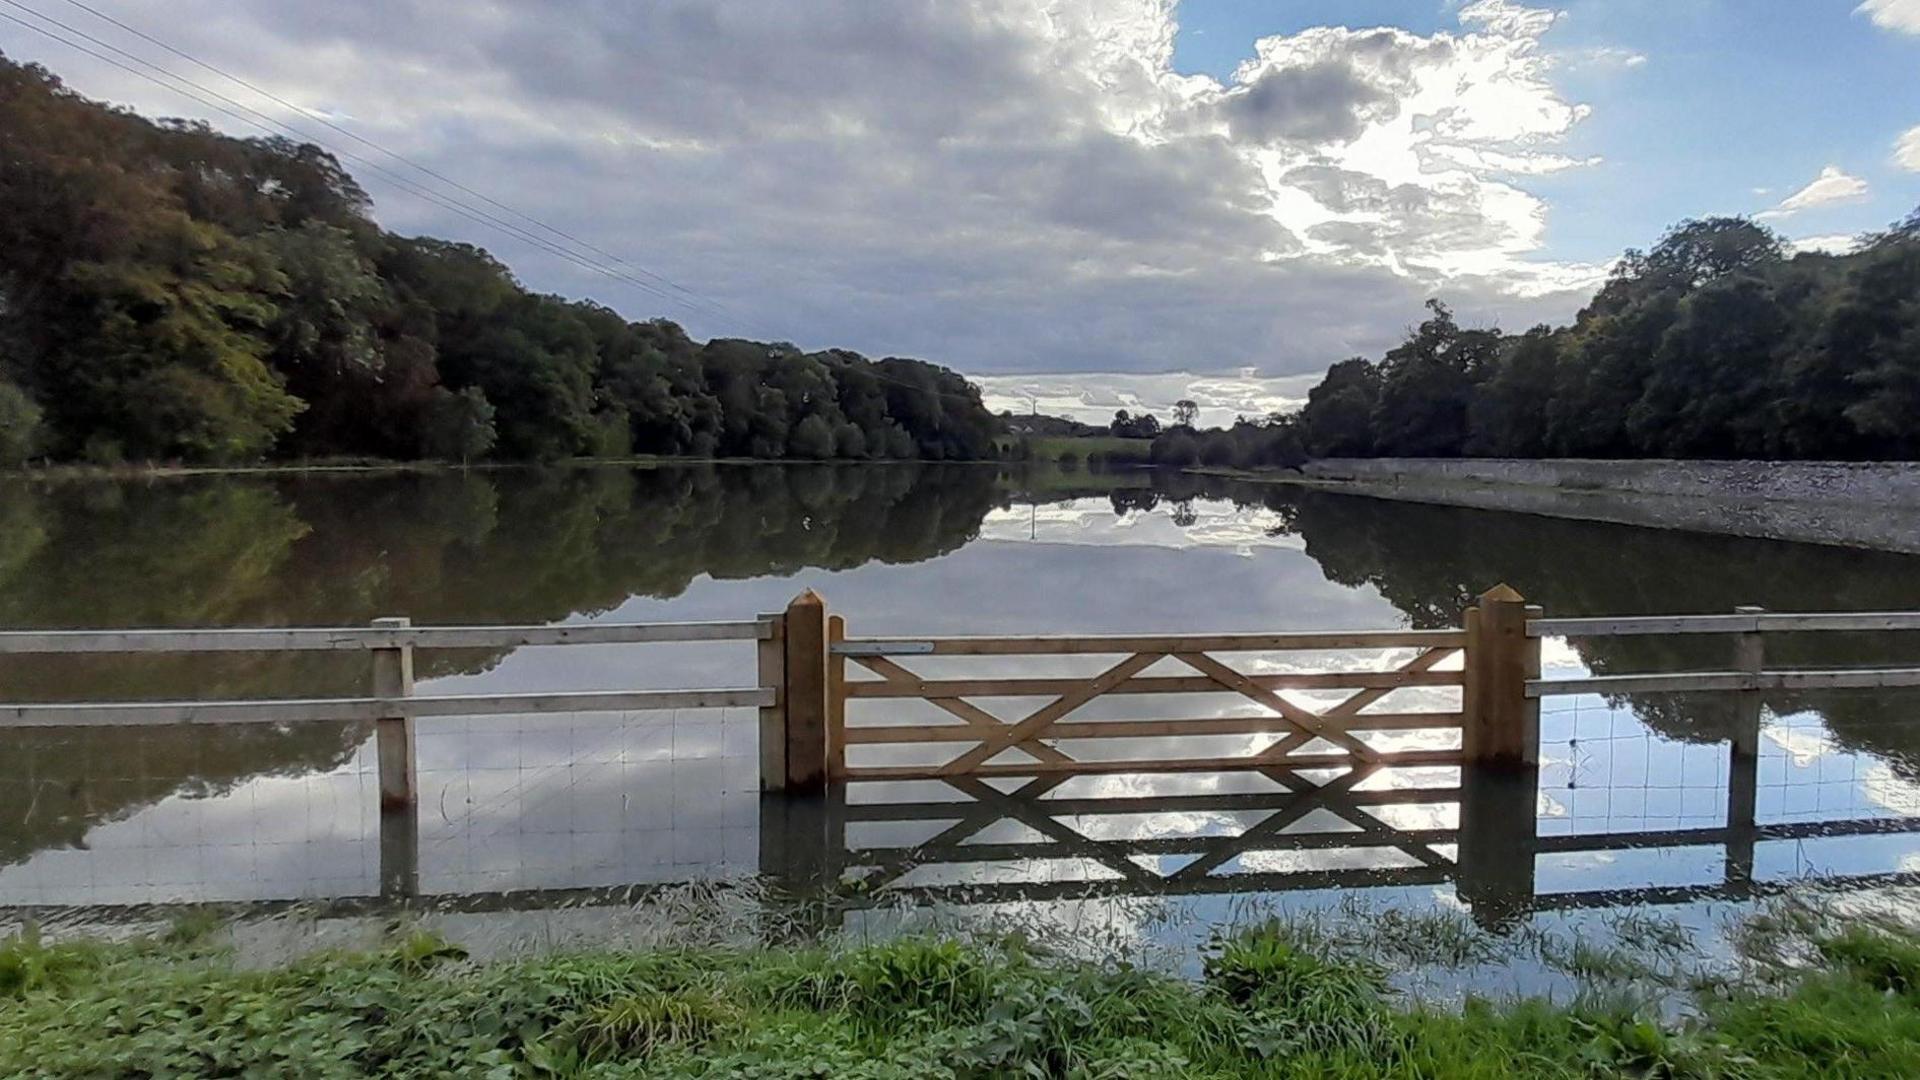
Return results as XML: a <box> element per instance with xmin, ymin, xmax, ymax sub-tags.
<box><xmin>1210</xmin><ymin>457</ymin><xmax>1920</xmax><ymax>555</ymax></box>
<box><xmin>0</xmin><ymin>455</ymin><xmax>1006</xmax><ymax>482</ymax></box>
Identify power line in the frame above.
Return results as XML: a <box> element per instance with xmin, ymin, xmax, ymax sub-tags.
<box><xmin>0</xmin><ymin>0</ymin><xmax>758</xmax><ymax>333</ymax></box>
<box><xmin>0</xmin><ymin>5</ymin><xmax>996</xmax><ymax>412</ymax></box>
<box><xmin>49</xmin><ymin>0</ymin><xmax>769</xmax><ymax>336</ymax></box>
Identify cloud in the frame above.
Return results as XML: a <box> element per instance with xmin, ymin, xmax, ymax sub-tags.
<box><xmin>1898</xmin><ymin>126</ymin><xmax>1920</xmax><ymax>173</ymax></box>
<box><xmin>1554</xmin><ymin>45</ymin><xmax>1648</xmax><ymax>71</ymax></box>
<box><xmin>974</xmin><ymin>371</ymin><xmax>1319</xmax><ymax>428</ymax></box>
<box><xmin>4</xmin><ymin>0</ymin><xmax>1607</xmax><ymax>376</ymax></box>
<box><xmin>1858</xmin><ymin>0</ymin><xmax>1920</xmax><ymax>34</ymax></box>
<box><xmin>1758</xmin><ymin>165</ymin><xmax>1871</xmax><ymax>219</ymax></box>
<box><xmin>1787</xmin><ymin>234</ymin><xmax>1862</xmax><ymax>256</ymax></box>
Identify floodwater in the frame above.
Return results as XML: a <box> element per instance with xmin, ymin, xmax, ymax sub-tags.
<box><xmin>1</xmin><ymin>463</ymin><xmax>1918</xmax><ymax>979</ymax></box>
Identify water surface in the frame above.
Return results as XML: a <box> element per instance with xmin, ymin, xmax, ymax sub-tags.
<box><xmin>2</xmin><ymin>463</ymin><xmax>1917</xmax><ymax>973</ymax></box>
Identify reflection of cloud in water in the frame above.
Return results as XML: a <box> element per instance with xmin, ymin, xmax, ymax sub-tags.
<box><xmin>1538</xmin><ymin>637</ymin><xmax>1589</xmax><ymax>674</ymax></box>
<box><xmin>980</xmin><ymin>499</ymin><xmax>1307</xmax><ymax>552</ymax></box>
<box><xmin>1862</xmin><ymin>764</ymin><xmax>1920</xmax><ymax>817</ymax></box>
<box><xmin>893</xmin><ymin>857</ymin><xmax>1129</xmax><ymax>888</ymax></box>
<box><xmin>1766</xmin><ymin>719</ymin><xmax>1837</xmax><ymax>768</ymax></box>
<box><xmin>1230</xmin><ymin>847</ymin><xmax>1428</xmax><ymax>874</ymax></box>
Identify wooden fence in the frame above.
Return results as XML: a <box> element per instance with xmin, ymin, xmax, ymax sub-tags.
<box><xmin>10</xmin><ymin>586</ymin><xmax>1920</xmax><ymax>798</ymax></box>
<box><xmin>0</xmin><ymin>618</ymin><xmax>775</xmax><ymax>895</ymax></box>
<box><xmin>5</xmin><ymin>587</ymin><xmax>1920</xmax><ymax>917</ymax></box>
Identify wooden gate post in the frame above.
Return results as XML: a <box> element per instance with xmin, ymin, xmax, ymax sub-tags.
<box><xmin>1464</xmin><ymin>584</ymin><xmax>1542</xmax><ymax>768</ymax></box>
<box><xmin>370</xmin><ymin>616</ymin><xmax>418</xmax><ymax>898</ymax></box>
<box><xmin>782</xmin><ymin>590</ymin><xmax>832</xmax><ymax>794</ymax></box>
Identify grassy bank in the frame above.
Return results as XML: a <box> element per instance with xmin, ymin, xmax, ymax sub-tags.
<box><xmin>5</xmin><ymin>913</ymin><xmax>1920</xmax><ymax>1078</ymax></box>
<box><xmin>997</xmin><ymin>435</ymin><xmax>1155</xmax><ymax>464</ymax></box>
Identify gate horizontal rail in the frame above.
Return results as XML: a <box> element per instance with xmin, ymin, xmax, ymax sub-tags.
<box><xmin>824</xmin><ymin>616</ymin><xmax>1468</xmax><ymax>783</ymax></box>
<box><xmin>835</xmin><ymin>630</ymin><xmax>1464</xmax><ymax>656</ymax></box>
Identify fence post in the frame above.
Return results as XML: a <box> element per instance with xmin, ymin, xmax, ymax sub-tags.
<box><xmin>783</xmin><ymin>590</ymin><xmax>832</xmax><ymax>794</ymax></box>
<box><xmin>1457</xmin><ymin>762</ymin><xmax>1539</xmax><ymax>930</ymax></box>
<box><xmin>757</xmin><ymin>611</ymin><xmax>788</xmax><ymax>792</ymax></box>
<box><xmin>1459</xmin><ymin>584</ymin><xmax>1542</xmax><ymax>927</ymax></box>
<box><xmin>1727</xmin><ymin>605</ymin><xmax>1765</xmax><ymax>886</ymax></box>
<box><xmin>1464</xmin><ymin>584</ymin><xmax>1542</xmax><ymax>768</ymax></box>
<box><xmin>370</xmin><ymin>616</ymin><xmax>417</xmax><ymax>898</ymax></box>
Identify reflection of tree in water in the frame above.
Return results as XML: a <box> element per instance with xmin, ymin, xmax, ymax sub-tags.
<box><xmin>0</xmin><ymin>464</ymin><xmax>996</xmax><ymax>866</ymax></box>
<box><xmin>1175</xmin><ymin>477</ymin><xmax>1920</xmax><ymax>778</ymax></box>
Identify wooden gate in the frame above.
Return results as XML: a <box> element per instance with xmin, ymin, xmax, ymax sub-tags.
<box><xmin>754</xmin><ymin>588</ymin><xmax>1530</xmax><ymax>790</ymax></box>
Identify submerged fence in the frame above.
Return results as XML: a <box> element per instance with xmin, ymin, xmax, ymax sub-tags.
<box><xmin>4</xmin><ymin>587</ymin><xmax>1920</xmax><ymax>914</ymax></box>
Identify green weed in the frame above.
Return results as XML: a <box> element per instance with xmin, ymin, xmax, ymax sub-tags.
<box><xmin>3</xmin><ymin>912</ymin><xmax>1920</xmax><ymax>1077</ymax></box>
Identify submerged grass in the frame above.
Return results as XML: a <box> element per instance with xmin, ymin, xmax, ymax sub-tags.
<box><xmin>4</xmin><ymin>910</ymin><xmax>1920</xmax><ymax>1077</ymax></box>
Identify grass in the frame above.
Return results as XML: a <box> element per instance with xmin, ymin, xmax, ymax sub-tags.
<box><xmin>999</xmin><ymin>435</ymin><xmax>1156</xmax><ymax>462</ymax></box>
<box><xmin>6</xmin><ymin>909</ymin><xmax>1920</xmax><ymax>1077</ymax></box>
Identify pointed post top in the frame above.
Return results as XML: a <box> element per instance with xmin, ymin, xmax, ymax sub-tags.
<box><xmin>788</xmin><ymin>589</ymin><xmax>826</xmax><ymax>610</ymax></box>
<box><xmin>1479</xmin><ymin>583</ymin><xmax>1524</xmax><ymax>604</ymax></box>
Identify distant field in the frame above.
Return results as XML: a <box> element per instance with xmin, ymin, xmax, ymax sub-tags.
<box><xmin>997</xmin><ymin>435</ymin><xmax>1155</xmax><ymax>459</ymax></box>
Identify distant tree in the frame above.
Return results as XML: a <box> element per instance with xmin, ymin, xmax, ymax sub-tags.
<box><xmin>789</xmin><ymin>413</ymin><xmax>836</xmax><ymax>459</ymax></box>
<box><xmin>0</xmin><ymin>54</ymin><xmax>1002</xmax><ymax>466</ymax></box>
<box><xmin>1172</xmin><ymin>399</ymin><xmax>1199</xmax><ymax>429</ymax></box>
<box><xmin>421</xmin><ymin>386</ymin><xmax>497</xmax><ymax>465</ymax></box>
<box><xmin>1109</xmin><ymin>409</ymin><xmax>1162</xmax><ymax>438</ymax></box>
<box><xmin>0</xmin><ymin>379</ymin><xmax>42</xmax><ymax>465</ymax></box>
<box><xmin>1151</xmin><ymin>428</ymin><xmax>1200</xmax><ymax>466</ymax></box>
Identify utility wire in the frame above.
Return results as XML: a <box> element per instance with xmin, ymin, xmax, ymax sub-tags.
<box><xmin>49</xmin><ymin>0</ymin><xmax>772</xmax><ymax>337</ymax></box>
<box><xmin>0</xmin><ymin>4</ymin><xmax>998</xmax><ymax>412</ymax></box>
<box><xmin>0</xmin><ymin>0</ymin><xmax>752</xmax><ymax>331</ymax></box>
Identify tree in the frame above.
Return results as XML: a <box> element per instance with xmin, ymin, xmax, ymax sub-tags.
<box><xmin>1171</xmin><ymin>399</ymin><xmax>1199</xmax><ymax>429</ymax></box>
<box><xmin>789</xmin><ymin>413</ymin><xmax>836</xmax><ymax>459</ymax></box>
<box><xmin>0</xmin><ymin>379</ymin><xmax>42</xmax><ymax>465</ymax></box>
<box><xmin>1299</xmin><ymin>358</ymin><xmax>1380</xmax><ymax>457</ymax></box>
<box><xmin>1369</xmin><ymin>300</ymin><xmax>1494</xmax><ymax>458</ymax></box>
<box><xmin>421</xmin><ymin>386</ymin><xmax>497</xmax><ymax>465</ymax></box>
<box><xmin>1277</xmin><ymin>208</ymin><xmax>1920</xmax><ymax>465</ymax></box>
<box><xmin>0</xmin><ymin>54</ymin><xmax>1002</xmax><ymax>466</ymax></box>
<box><xmin>1466</xmin><ymin>328</ymin><xmax>1561</xmax><ymax>458</ymax></box>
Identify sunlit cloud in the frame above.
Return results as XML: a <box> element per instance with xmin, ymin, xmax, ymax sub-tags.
<box><xmin>1757</xmin><ymin>165</ymin><xmax>1871</xmax><ymax>220</ymax></box>
<box><xmin>1896</xmin><ymin>125</ymin><xmax>1920</xmax><ymax>172</ymax></box>
<box><xmin>1788</xmin><ymin>233</ymin><xmax>1863</xmax><ymax>256</ymax></box>
<box><xmin>4</xmin><ymin>0</ymin><xmax>1605</xmax><ymax>377</ymax></box>
<box><xmin>1858</xmin><ymin>0</ymin><xmax>1920</xmax><ymax>35</ymax></box>
<box><xmin>975</xmin><ymin>370</ymin><xmax>1318</xmax><ymax>427</ymax></box>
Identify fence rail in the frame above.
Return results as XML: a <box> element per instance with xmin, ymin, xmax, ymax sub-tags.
<box><xmin>0</xmin><ymin>688</ymin><xmax>775</xmax><ymax>727</ymax></box>
<box><xmin>0</xmin><ymin>620</ymin><xmax>769</xmax><ymax>654</ymax></box>
<box><xmin>1530</xmin><ymin>611</ymin><xmax>1920</xmax><ymax>638</ymax></box>
<box><xmin>1527</xmin><ymin>605</ymin><xmax>1920</xmax><ymax>700</ymax></box>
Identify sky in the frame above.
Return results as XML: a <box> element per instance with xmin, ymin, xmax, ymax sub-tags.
<box><xmin>2</xmin><ymin>0</ymin><xmax>1917</xmax><ymax>425</ymax></box>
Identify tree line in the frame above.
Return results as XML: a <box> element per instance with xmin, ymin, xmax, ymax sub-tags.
<box><xmin>0</xmin><ymin>55</ymin><xmax>997</xmax><ymax>466</ymax></box>
<box><xmin>1284</xmin><ymin>214</ymin><xmax>1920</xmax><ymax>462</ymax></box>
